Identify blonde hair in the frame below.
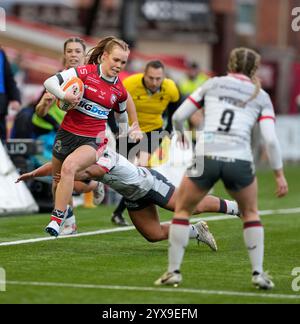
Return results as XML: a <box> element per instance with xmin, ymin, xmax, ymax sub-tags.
<box><xmin>228</xmin><ymin>47</ymin><xmax>261</xmax><ymax>105</ymax></box>
<box><xmin>87</xmin><ymin>36</ymin><xmax>130</xmax><ymax>65</ymax></box>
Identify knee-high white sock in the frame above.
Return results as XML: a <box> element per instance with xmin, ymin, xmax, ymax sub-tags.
<box><xmin>168</xmin><ymin>218</ymin><xmax>190</xmax><ymax>273</ymax></box>
<box><xmin>189</xmin><ymin>224</ymin><xmax>198</xmax><ymax>239</ymax></box>
<box><xmin>225</xmin><ymin>199</ymin><xmax>240</xmax><ymax>216</ymax></box>
<box><xmin>243</xmin><ymin>221</ymin><xmax>264</xmax><ymax>274</ymax></box>
<box><xmin>219</xmin><ymin>199</ymin><xmax>240</xmax><ymax>216</ymax></box>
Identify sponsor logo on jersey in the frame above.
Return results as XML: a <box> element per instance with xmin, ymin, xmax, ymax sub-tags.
<box><xmin>85</xmin><ymin>85</ymin><xmax>98</xmax><ymax>93</ymax></box>
<box><xmin>54</xmin><ymin>140</ymin><xmax>62</xmax><ymax>153</ymax></box>
<box><xmin>98</xmin><ymin>90</ymin><xmax>107</xmax><ymax>100</ymax></box>
<box><xmin>77</xmin><ymin>99</ymin><xmax>110</xmax><ymax>118</ymax></box>
<box><xmin>110</xmin><ymin>94</ymin><xmax>118</xmax><ymax>105</ymax></box>
<box><xmin>86</xmin><ymin>75</ymin><xmax>101</xmax><ymax>85</ymax></box>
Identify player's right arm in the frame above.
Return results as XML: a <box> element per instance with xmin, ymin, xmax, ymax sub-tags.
<box><xmin>126</xmin><ymin>92</ymin><xmax>143</xmax><ymax>142</ymax></box>
<box><xmin>15</xmin><ymin>162</ymin><xmax>53</xmax><ymax>183</ymax></box>
<box><xmin>35</xmin><ymin>91</ymin><xmax>55</xmax><ymax>117</ymax></box>
<box><xmin>259</xmin><ymin>95</ymin><xmax>288</xmax><ymax>198</ymax></box>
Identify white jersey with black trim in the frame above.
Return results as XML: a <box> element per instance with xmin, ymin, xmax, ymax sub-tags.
<box><xmin>190</xmin><ymin>74</ymin><xmax>276</xmax><ymax>162</ymax></box>
<box><xmin>96</xmin><ymin>149</ymin><xmax>154</xmax><ymax>201</ymax></box>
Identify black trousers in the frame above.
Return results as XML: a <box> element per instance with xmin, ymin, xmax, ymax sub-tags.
<box><xmin>0</xmin><ymin>114</ymin><xmax>6</xmax><ymax>142</ymax></box>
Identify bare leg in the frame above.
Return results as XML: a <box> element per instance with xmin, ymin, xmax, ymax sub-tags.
<box><xmin>166</xmin><ymin>185</ymin><xmax>239</xmax><ymax>216</ymax></box>
<box><xmin>74</xmin><ymin>180</ymin><xmax>97</xmax><ymax>194</ymax></box>
<box><xmin>175</xmin><ymin>177</ymin><xmax>210</xmax><ymax>217</ymax></box>
<box><xmin>51</xmin><ymin>156</ymin><xmax>63</xmax><ymax>200</ymax></box>
<box><xmin>166</xmin><ymin>190</ymin><xmax>224</xmax><ymax>214</ymax></box>
<box><xmin>129</xmin><ymin>205</ymin><xmax>169</xmax><ymax>242</ymax></box>
<box><xmin>54</xmin><ymin>145</ymin><xmax>97</xmax><ymax>211</ymax></box>
<box><xmin>194</xmin><ymin>195</ymin><xmax>223</xmax><ymax>214</ymax></box>
<box><xmin>227</xmin><ymin>178</ymin><xmax>259</xmax><ymax>223</ymax></box>
<box><xmin>51</xmin><ymin>156</ymin><xmax>74</xmax><ymax>209</ymax></box>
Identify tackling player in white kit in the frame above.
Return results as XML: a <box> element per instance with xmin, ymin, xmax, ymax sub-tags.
<box><xmin>16</xmin><ymin>147</ymin><xmax>241</xmax><ymax>250</ymax></box>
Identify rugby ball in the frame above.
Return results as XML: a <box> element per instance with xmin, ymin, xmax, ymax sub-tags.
<box><xmin>56</xmin><ymin>76</ymin><xmax>84</xmax><ymax>112</ymax></box>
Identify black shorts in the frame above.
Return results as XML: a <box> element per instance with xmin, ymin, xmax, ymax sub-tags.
<box><xmin>117</xmin><ymin>128</ymin><xmax>169</xmax><ymax>158</ymax></box>
<box><xmin>124</xmin><ymin>169</ymin><xmax>175</xmax><ymax>211</ymax></box>
<box><xmin>189</xmin><ymin>156</ymin><xmax>255</xmax><ymax>192</ymax></box>
<box><xmin>53</xmin><ymin>128</ymin><xmax>103</xmax><ymax>161</ymax></box>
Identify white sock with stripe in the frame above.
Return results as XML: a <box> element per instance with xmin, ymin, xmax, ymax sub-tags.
<box><xmin>189</xmin><ymin>224</ymin><xmax>198</xmax><ymax>239</ymax></box>
<box><xmin>224</xmin><ymin>199</ymin><xmax>240</xmax><ymax>216</ymax></box>
<box><xmin>243</xmin><ymin>221</ymin><xmax>264</xmax><ymax>274</ymax></box>
<box><xmin>168</xmin><ymin>218</ymin><xmax>190</xmax><ymax>273</ymax></box>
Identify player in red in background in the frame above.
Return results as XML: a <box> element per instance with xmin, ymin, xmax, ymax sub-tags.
<box><xmin>43</xmin><ymin>36</ymin><xmax>131</xmax><ymax>237</ymax></box>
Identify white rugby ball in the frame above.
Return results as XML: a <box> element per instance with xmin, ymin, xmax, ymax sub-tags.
<box><xmin>56</xmin><ymin>76</ymin><xmax>84</xmax><ymax>111</ymax></box>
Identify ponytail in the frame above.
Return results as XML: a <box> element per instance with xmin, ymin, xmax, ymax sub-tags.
<box><xmin>87</xmin><ymin>36</ymin><xmax>129</xmax><ymax>64</ymax></box>
<box><xmin>228</xmin><ymin>47</ymin><xmax>261</xmax><ymax>105</ymax></box>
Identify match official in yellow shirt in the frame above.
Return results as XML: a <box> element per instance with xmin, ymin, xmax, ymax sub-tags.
<box><xmin>124</xmin><ymin>61</ymin><xmax>180</xmax><ymax>134</ymax></box>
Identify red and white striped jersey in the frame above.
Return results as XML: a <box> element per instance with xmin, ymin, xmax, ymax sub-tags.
<box><xmin>58</xmin><ymin>64</ymin><xmax>128</xmax><ymax>138</ymax></box>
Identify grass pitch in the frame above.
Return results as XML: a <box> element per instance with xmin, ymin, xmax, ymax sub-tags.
<box><xmin>0</xmin><ymin>166</ymin><xmax>299</xmax><ymax>304</ymax></box>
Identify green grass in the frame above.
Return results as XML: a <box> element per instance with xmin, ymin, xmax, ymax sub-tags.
<box><xmin>0</xmin><ymin>166</ymin><xmax>299</xmax><ymax>304</ymax></box>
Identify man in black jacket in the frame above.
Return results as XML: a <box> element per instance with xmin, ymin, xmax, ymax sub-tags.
<box><xmin>0</xmin><ymin>47</ymin><xmax>21</xmax><ymax>142</ymax></box>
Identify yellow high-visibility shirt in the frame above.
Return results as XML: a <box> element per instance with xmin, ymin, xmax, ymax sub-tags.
<box><xmin>179</xmin><ymin>72</ymin><xmax>210</xmax><ymax>97</ymax></box>
<box><xmin>123</xmin><ymin>73</ymin><xmax>180</xmax><ymax>133</ymax></box>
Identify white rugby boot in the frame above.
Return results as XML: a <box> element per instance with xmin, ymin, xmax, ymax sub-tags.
<box><xmin>154</xmin><ymin>271</ymin><xmax>182</xmax><ymax>286</ymax></box>
<box><xmin>252</xmin><ymin>272</ymin><xmax>275</xmax><ymax>290</ymax></box>
<box><xmin>45</xmin><ymin>209</ymin><xmax>68</xmax><ymax>237</ymax></box>
<box><xmin>195</xmin><ymin>221</ymin><xmax>218</xmax><ymax>251</ymax></box>
<box><xmin>60</xmin><ymin>216</ymin><xmax>78</xmax><ymax>236</ymax></box>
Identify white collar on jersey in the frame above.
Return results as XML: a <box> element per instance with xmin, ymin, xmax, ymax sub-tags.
<box><xmin>99</xmin><ymin>64</ymin><xmax>118</xmax><ymax>84</ymax></box>
<box><xmin>228</xmin><ymin>73</ymin><xmax>252</xmax><ymax>82</ymax></box>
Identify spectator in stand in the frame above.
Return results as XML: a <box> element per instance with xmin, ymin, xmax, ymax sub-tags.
<box><xmin>0</xmin><ymin>47</ymin><xmax>21</xmax><ymax>143</ymax></box>
<box><xmin>10</xmin><ymin>52</ymin><xmax>27</xmax><ymax>89</ymax></box>
<box><xmin>179</xmin><ymin>61</ymin><xmax>210</xmax><ymax>100</ymax></box>
<box><xmin>179</xmin><ymin>61</ymin><xmax>211</xmax><ymax>142</ymax></box>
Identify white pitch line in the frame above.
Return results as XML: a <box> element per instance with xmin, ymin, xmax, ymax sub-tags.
<box><xmin>0</xmin><ymin>226</ymin><xmax>137</xmax><ymax>247</ymax></box>
<box><xmin>5</xmin><ymin>280</ymin><xmax>300</xmax><ymax>300</ymax></box>
<box><xmin>0</xmin><ymin>207</ymin><xmax>299</xmax><ymax>247</ymax></box>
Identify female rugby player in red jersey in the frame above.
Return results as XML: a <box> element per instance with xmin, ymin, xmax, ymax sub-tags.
<box><xmin>43</xmin><ymin>36</ymin><xmax>131</xmax><ymax>236</ymax></box>
<box><xmin>34</xmin><ymin>37</ymin><xmax>106</xmax><ymax>233</ymax></box>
